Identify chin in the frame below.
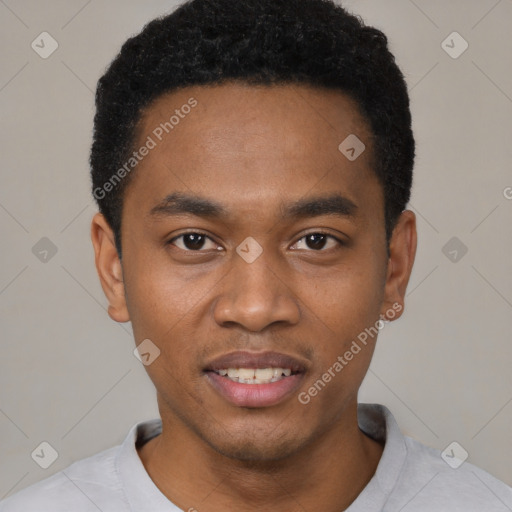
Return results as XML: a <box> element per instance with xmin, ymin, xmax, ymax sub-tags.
<box><xmin>199</xmin><ymin>423</ymin><xmax>312</xmax><ymax>463</ymax></box>
<box><xmin>212</xmin><ymin>438</ymin><xmax>301</xmax><ymax>463</ymax></box>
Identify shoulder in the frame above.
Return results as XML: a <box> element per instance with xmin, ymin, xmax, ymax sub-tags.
<box><xmin>391</xmin><ymin>435</ymin><xmax>512</xmax><ymax>510</ymax></box>
<box><xmin>358</xmin><ymin>404</ymin><xmax>512</xmax><ymax>510</ymax></box>
<box><xmin>0</xmin><ymin>445</ymin><xmax>127</xmax><ymax>511</ymax></box>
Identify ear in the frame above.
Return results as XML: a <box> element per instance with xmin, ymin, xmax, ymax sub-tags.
<box><xmin>380</xmin><ymin>210</ymin><xmax>417</xmax><ymax>321</ymax></box>
<box><xmin>90</xmin><ymin>212</ymin><xmax>130</xmax><ymax>323</ymax></box>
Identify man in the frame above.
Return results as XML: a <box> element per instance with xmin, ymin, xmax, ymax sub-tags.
<box><xmin>1</xmin><ymin>0</ymin><xmax>511</xmax><ymax>510</ymax></box>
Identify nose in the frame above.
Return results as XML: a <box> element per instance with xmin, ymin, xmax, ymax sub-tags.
<box><xmin>213</xmin><ymin>248</ymin><xmax>301</xmax><ymax>332</ymax></box>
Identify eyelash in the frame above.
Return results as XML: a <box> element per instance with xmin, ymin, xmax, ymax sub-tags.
<box><xmin>167</xmin><ymin>231</ymin><xmax>345</xmax><ymax>252</ymax></box>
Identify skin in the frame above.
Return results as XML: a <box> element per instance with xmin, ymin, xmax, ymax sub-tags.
<box><xmin>91</xmin><ymin>82</ymin><xmax>417</xmax><ymax>512</ymax></box>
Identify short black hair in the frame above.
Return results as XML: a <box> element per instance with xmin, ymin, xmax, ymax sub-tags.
<box><xmin>90</xmin><ymin>0</ymin><xmax>414</xmax><ymax>258</ymax></box>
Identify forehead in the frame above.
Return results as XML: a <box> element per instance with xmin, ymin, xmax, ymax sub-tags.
<box><xmin>124</xmin><ymin>82</ymin><xmax>381</xmax><ymax>223</ymax></box>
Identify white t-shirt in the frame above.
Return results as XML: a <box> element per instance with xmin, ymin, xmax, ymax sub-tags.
<box><xmin>1</xmin><ymin>403</ymin><xmax>511</xmax><ymax>511</ymax></box>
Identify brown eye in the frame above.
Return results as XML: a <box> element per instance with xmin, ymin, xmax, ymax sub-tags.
<box><xmin>169</xmin><ymin>233</ymin><xmax>219</xmax><ymax>251</ymax></box>
<box><xmin>292</xmin><ymin>232</ymin><xmax>342</xmax><ymax>251</ymax></box>
<box><xmin>305</xmin><ymin>233</ymin><xmax>328</xmax><ymax>250</ymax></box>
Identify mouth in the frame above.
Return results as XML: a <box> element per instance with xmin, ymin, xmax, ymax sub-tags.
<box><xmin>203</xmin><ymin>351</ymin><xmax>307</xmax><ymax>408</ymax></box>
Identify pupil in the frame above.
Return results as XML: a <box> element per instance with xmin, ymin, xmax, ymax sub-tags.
<box><xmin>184</xmin><ymin>234</ymin><xmax>205</xmax><ymax>250</ymax></box>
<box><xmin>307</xmin><ymin>234</ymin><xmax>326</xmax><ymax>250</ymax></box>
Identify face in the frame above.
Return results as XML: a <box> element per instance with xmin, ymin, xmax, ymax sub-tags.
<box><xmin>92</xmin><ymin>82</ymin><xmax>416</xmax><ymax>461</ymax></box>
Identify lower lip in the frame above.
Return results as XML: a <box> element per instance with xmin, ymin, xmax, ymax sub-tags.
<box><xmin>205</xmin><ymin>372</ymin><xmax>304</xmax><ymax>408</ymax></box>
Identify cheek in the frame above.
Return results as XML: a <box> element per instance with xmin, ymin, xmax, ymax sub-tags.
<box><xmin>297</xmin><ymin>258</ymin><xmax>385</xmax><ymax>344</ymax></box>
<box><xmin>124</xmin><ymin>250</ymin><xmax>211</xmax><ymax>340</ymax></box>
<box><xmin>296</xmin><ymin>265</ymin><xmax>384</xmax><ymax>414</ymax></box>
<box><xmin>123</xmin><ymin>255</ymin><xmax>221</xmax><ymax>397</ymax></box>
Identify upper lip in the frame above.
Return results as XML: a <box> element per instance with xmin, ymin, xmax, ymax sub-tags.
<box><xmin>204</xmin><ymin>351</ymin><xmax>308</xmax><ymax>373</ymax></box>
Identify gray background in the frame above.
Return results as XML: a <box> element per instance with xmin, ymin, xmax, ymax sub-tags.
<box><xmin>1</xmin><ymin>0</ymin><xmax>511</xmax><ymax>498</ymax></box>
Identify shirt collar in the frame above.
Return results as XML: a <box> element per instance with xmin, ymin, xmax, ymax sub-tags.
<box><xmin>346</xmin><ymin>403</ymin><xmax>408</xmax><ymax>511</ymax></box>
<box><xmin>116</xmin><ymin>418</ymin><xmax>177</xmax><ymax>511</ymax></box>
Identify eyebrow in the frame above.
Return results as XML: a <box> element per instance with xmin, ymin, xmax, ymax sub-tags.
<box><xmin>148</xmin><ymin>193</ymin><xmax>227</xmax><ymax>219</ymax></box>
<box><xmin>281</xmin><ymin>194</ymin><xmax>357</xmax><ymax>220</ymax></box>
<box><xmin>148</xmin><ymin>192</ymin><xmax>358</xmax><ymax>221</ymax></box>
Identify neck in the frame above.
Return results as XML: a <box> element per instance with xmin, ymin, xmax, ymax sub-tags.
<box><xmin>138</xmin><ymin>400</ymin><xmax>383</xmax><ymax>511</ymax></box>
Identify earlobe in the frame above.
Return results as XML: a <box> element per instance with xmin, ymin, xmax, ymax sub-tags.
<box><xmin>90</xmin><ymin>212</ymin><xmax>130</xmax><ymax>323</ymax></box>
<box><xmin>380</xmin><ymin>210</ymin><xmax>417</xmax><ymax>321</ymax></box>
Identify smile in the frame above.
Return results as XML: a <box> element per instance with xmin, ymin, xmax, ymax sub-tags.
<box><xmin>204</xmin><ymin>351</ymin><xmax>308</xmax><ymax>407</ymax></box>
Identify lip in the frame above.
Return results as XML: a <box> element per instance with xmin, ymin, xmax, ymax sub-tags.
<box><xmin>203</xmin><ymin>351</ymin><xmax>308</xmax><ymax>408</ymax></box>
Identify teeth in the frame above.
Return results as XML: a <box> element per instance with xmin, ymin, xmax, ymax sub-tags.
<box><xmin>238</xmin><ymin>368</ymin><xmax>255</xmax><ymax>381</ymax></box>
<box><xmin>255</xmin><ymin>368</ymin><xmax>274</xmax><ymax>380</ymax></box>
<box><xmin>216</xmin><ymin>367</ymin><xmax>294</xmax><ymax>384</ymax></box>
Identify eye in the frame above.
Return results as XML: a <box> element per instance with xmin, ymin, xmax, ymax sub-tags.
<box><xmin>168</xmin><ymin>232</ymin><xmax>221</xmax><ymax>252</ymax></box>
<box><xmin>291</xmin><ymin>232</ymin><xmax>343</xmax><ymax>251</ymax></box>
